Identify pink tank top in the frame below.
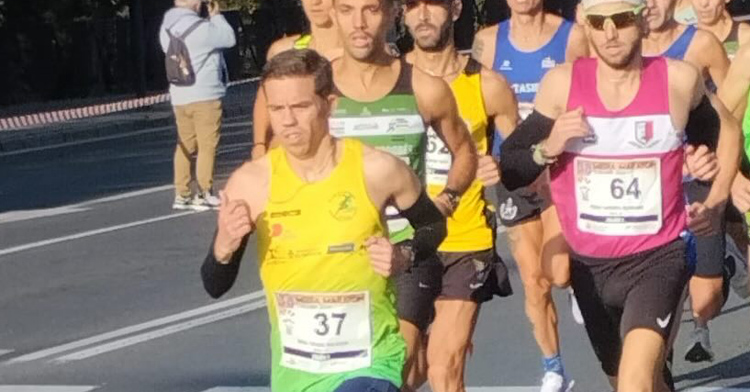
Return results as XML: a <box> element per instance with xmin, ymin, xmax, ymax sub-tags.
<box><xmin>550</xmin><ymin>57</ymin><xmax>686</xmax><ymax>259</ymax></box>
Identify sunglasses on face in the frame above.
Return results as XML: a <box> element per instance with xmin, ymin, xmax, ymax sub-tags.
<box><xmin>585</xmin><ymin>5</ymin><xmax>645</xmax><ymax>30</ymax></box>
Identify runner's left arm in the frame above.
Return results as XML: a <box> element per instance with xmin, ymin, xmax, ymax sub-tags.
<box><xmin>363</xmin><ymin>146</ymin><xmax>446</xmax><ymax>272</ymax></box>
<box><xmin>565</xmin><ymin>23</ymin><xmax>590</xmax><ymax>62</ymax></box>
<box><xmin>413</xmin><ymin>70</ymin><xmax>477</xmax><ymax>215</ymax></box>
<box><xmin>685</xmin><ymin>72</ymin><xmax>741</xmax><ymax>210</ymax></box>
<box><xmin>718</xmin><ymin>44</ymin><xmax>750</xmax><ymax>120</ymax></box>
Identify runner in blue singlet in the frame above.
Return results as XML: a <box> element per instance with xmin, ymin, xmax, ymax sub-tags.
<box><xmin>472</xmin><ymin>2</ymin><xmax>589</xmax><ymax>390</ymax></box>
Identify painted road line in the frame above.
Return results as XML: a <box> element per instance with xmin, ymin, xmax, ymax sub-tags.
<box><xmin>0</xmin><ymin>387</ymin><xmax>98</xmax><ymax>392</ymax></box>
<box><xmin>7</xmin><ymin>291</ymin><xmax>264</xmax><ymax>364</ymax></box>
<box><xmin>0</xmin><ymin>119</ymin><xmax>251</xmax><ymax>157</ymax></box>
<box><xmin>0</xmin><ymin>349</ymin><xmax>14</xmax><ymax>358</ymax></box>
<box><xmin>54</xmin><ymin>300</ymin><xmax>267</xmax><ymax>363</ymax></box>
<box><xmin>0</xmin><ymin>206</ymin><xmax>91</xmax><ymax>224</ymax></box>
<box><xmin>0</xmin><ymin>211</ymin><xmax>197</xmax><ymax>257</ymax></box>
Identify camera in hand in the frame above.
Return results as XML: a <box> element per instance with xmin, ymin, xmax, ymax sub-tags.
<box><xmin>199</xmin><ymin>0</ymin><xmax>210</xmax><ymax>18</ymax></box>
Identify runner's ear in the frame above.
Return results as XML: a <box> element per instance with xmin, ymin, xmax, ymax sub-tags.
<box><xmin>326</xmin><ymin>94</ymin><xmax>338</xmax><ymax>116</ymax></box>
<box><xmin>452</xmin><ymin>0</ymin><xmax>463</xmax><ymax>21</ymax></box>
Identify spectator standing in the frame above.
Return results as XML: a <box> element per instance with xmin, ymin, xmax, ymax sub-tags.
<box><xmin>159</xmin><ymin>0</ymin><xmax>236</xmax><ymax>211</ymax></box>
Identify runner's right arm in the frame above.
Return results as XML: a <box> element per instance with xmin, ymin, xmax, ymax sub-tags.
<box><xmin>689</xmin><ymin>30</ymin><xmax>730</xmax><ymax>89</ymax></box>
<box><xmin>201</xmin><ymin>161</ymin><xmax>268</xmax><ymax>298</ymax></box>
<box><xmin>718</xmin><ymin>44</ymin><xmax>750</xmax><ymax>120</ymax></box>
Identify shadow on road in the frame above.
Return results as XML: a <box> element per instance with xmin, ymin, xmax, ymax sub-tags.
<box><xmin>675</xmin><ymin>350</ymin><xmax>750</xmax><ymax>389</ymax></box>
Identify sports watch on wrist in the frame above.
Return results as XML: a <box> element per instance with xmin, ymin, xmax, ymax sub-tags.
<box><xmin>438</xmin><ymin>188</ymin><xmax>462</xmax><ymax>212</ymax></box>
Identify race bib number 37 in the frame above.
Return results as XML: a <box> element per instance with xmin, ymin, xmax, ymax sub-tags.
<box><xmin>574</xmin><ymin>157</ymin><xmax>662</xmax><ymax>236</ymax></box>
<box><xmin>275</xmin><ymin>291</ymin><xmax>372</xmax><ymax>374</ymax></box>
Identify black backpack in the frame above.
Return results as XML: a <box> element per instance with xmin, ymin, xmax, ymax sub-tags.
<box><xmin>165</xmin><ymin>18</ymin><xmax>206</xmax><ymax>86</ymax></box>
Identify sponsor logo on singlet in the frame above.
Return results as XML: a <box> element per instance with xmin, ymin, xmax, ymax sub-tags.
<box><xmin>541</xmin><ymin>57</ymin><xmax>556</xmax><ymax>69</ymax></box>
<box><xmin>328</xmin><ymin>192</ymin><xmax>357</xmax><ymax>221</ymax></box>
<box><xmin>630</xmin><ymin>121</ymin><xmax>660</xmax><ymax>149</ymax></box>
<box><xmin>500</xmin><ymin>60</ymin><xmax>513</xmax><ymax>71</ymax></box>
<box><xmin>512</xmin><ymin>83</ymin><xmax>539</xmax><ymax>95</ymax></box>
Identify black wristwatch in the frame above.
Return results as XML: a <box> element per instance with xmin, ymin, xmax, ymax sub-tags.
<box><xmin>439</xmin><ymin>188</ymin><xmax>462</xmax><ymax>212</ymax></box>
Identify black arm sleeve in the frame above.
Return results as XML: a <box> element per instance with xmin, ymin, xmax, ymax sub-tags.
<box><xmin>398</xmin><ymin>191</ymin><xmax>447</xmax><ymax>262</ymax></box>
<box><xmin>201</xmin><ymin>231</ymin><xmax>250</xmax><ymax>299</ymax></box>
<box><xmin>500</xmin><ymin>110</ymin><xmax>556</xmax><ymax>191</ymax></box>
<box><xmin>685</xmin><ymin>95</ymin><xmax>720</xmax><ymax>151</ymax></box>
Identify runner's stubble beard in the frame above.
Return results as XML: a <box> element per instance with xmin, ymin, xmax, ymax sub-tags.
<box><xmin>592</xmin><ymin>33</ymin><xmax>644</xmax><ymax>70</ymax></box>
<box><xmin>412</xmin><ymin>20</ymin><xmax>454</xmax><ymax>52</ymax></box>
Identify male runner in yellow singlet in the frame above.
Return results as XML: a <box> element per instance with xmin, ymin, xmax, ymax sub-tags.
<box><xmin>201</xmin><ymin>49</ymin><xmax>448</xmax><ymax>392</ymax></box>
<box><xmin>401</xmin><ymin>0</ymin><xmax>518</xmax><ymax>391</ymax></box>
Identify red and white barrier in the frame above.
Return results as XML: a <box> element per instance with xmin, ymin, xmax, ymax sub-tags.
<box><xmin>0</xmin><ymin>78</ymin><xmax>259</xmax><ymax>132</ymax></box>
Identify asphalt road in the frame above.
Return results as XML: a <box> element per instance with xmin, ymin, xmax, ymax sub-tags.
<box><xmin>0</xmin><ymin>103</ymin><xmax>748</xmax><ymax>392</ymax></box>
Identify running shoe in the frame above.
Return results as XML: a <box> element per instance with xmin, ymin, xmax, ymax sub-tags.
<box><xmin>192</xmin><ymin>190</ymin><xmax>221</xmax><ymax>211</ymax></box>
<box><xmin>172</xmin><ymin>194</ymin><xmax>192</xmax><ymax>210</ymax></box>
<box><xmin>540</xmin><ymin>372</ymin><xmax>574</xmax><ymax>392</ymax></box>
<box><xmin>568</xmin><ymin>288</ymin><xmax>585</xmax><ymax>326</ymax></box>
<box><xmin>724</xmin><ymin>235</ymin><xmax>749</xmax><ymax>299</ymax></box>
<box><xmin>684</xmin><ymin>326</ymin><xmax>714</xmax><ymax>363</ymax></box>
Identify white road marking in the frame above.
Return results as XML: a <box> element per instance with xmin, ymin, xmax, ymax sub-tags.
<box><xmin>0</xmin><ymin>387</ymin><xmax>98</xmax><ymax>392</ymax></box>
<box><xmin>7</xmin><ymin>291</ymin><xmax>264</xmax><ymax>364</ymax></box>
<box><xmin>0</xmin><ymin>206</ymin><xmax>91</xmax><ymax>224</ymax></box>
<box><xmin>0</xmin><ymin>349</ymin><xmax>14</xmax><ymax>358</ymax></box>
<box><xmin>0</xmin><ymin>120</ymin><xmax>251</xmax><ymax>157</ymax></box>
<box><xmin>0</xmin><ymin>211</ymin><xmax>198</xmax><ymax>258</ymax></box>
<box><xmin>54</xmin><ymin>300</ymin><xmax>267</xmax><ymax>363</ymax></box>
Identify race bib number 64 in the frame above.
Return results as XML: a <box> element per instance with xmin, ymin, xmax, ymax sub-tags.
<box><xmin>275</xmin><ymin>291</ymin><xmax>372</xmax><ymax>374</ymax></box>
<box><xmin>574</xmin><ymin>157</ymin><xmax>663</xmax><ymax>236</ymax></box>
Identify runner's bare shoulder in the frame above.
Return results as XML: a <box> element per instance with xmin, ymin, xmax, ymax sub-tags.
<box><xmin>472</xmin><ymin>25</ymin><xmax>499</xmax><ymax>68</ymax></box>
<box><xmin>361</xmin><ymin>143</ymin><xmax>418</xmax><ymax>207</ymax></box>
<box><xmin>267</xmin><ymin>35</ymin><xmax>303</xmax><ymax>60</ymax></box>
<box><xmin>534</xmin><ymin>63</ymin><xmax>574</xmax><ymax>118</ymax></box>
<box><xmin>223</xmin><ymin>156</ymin><xmax>271</xmax><ymax>220</ymax></box>
<box><xmin>665</xmin><ymin>58</ymin><xmax>702</xmax><ymax>99</ymax></box>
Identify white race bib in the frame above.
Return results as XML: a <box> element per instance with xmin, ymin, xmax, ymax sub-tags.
<box><xmin>574</xmin><ymin>157</ymin><xmax>662</xmax><ymax>236</ymax></box>
<box><xmin>425</xmin><ymin>127</ymin><xmax>451</xmax><ymax>186</ymax></box>
<box><xmin>275</xmin><ymin>291</ymin><xmax>372</xmax><ymax>374</ymax></box>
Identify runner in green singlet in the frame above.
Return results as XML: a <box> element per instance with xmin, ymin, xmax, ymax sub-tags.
<box><xmin>328</xmin><ymin>0</ymin><xmax>477</xmax><ymax>388</ymax></box>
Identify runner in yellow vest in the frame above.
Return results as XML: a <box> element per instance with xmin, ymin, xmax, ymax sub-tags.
<box><xmin>402</xmin><ymin>1</ymin><xmax>518</xmax><ymax>391</ymax></box>
<box><xmin>201</xmin><ymin>49</ymin><xmax>448</xmax><ymax>392</ymax></box>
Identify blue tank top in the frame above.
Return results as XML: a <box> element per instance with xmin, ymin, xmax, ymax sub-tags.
<box><xmin>492</xmin><ymin>19</ymin><xmax>574</xmax><ymax>106</ymax></box>
<box><xmin>662</xmin><ymin>25</ymin><xmax>697</xmax><ymax>60</ymax></box>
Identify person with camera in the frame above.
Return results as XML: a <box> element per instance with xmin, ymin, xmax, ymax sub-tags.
<box><xmin>159</xmin><ymin>0</ymin><xmax>236</xmax><ymax>211</ymax></box>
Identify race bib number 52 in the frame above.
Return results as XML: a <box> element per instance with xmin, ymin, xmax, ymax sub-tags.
<box><xmin>574</xmin><ymin>157</ymin><xmax>663</xmax><ymax>236</ymax></box>
<box><xmin>275</xmin><ymin>291</ymin><xmax>372</xmax><ymax>374</ymax></box>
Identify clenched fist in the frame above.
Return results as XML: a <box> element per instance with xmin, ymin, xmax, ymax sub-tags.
<box><xmin>543</xmin><ymin>107</ymin><xmax>592</xmax><ymax>158</ymax></box>
<box><xmin>477</xmin><ymin>155</ymin><xmax>500</xmax><ymax>187</ymax></box>
<box><xmin>214</xmin><ymin>191</ymin><xmax>253</xmax><ymax>263</ymax></box>
<box><xmin>684</xmin><ymin>145</ymin><xmax>719</xmax><ymax>181</ymax></box>
<box><xmin>364</xmin><ymin>237</ymin><xmax>410</xmax><ymax>277</ymax></box>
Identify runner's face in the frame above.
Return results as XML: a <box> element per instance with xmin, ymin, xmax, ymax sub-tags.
<box><xmin>691</xmin><ymin>0</ymin><xmax>726</xmax><ymax>25</ymax></box>
<box><xmin>507</xmin><ymin>0</ymin><xmax>544</xmax><ymax>16</ymax></box>
<box><xmin>302</xmin><ymin>0</ymin><xmax>335</xmax><ymax>28</ymax></box>
<box><xmin>585</xmin><ymin>3</ymin><xmax>645</xmax><ymax>69</ymax></box>
<box><xmin>404</xmin><ymin>1</ymin><xmax>454</xmax><ymax>51</ymax></box>
<box><xmin>644</xmin><ymin>0</ymin><xmax>676</xmax><ymax>30</ymax></box>
<box><xmin>333</xmin><ymin>0</ymin><xmax>392</xmax><ymax>60</ymax></box>
<box><xmin>264</xmin><ymin>77</ymin><xmax>332</xmax><ymax>158</ymax></box>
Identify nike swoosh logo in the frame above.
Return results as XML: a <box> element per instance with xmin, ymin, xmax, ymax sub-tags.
<box><xmin>657</xmin><ymin>313</ymin><xmax>672</xmax><ymax>329</ymax></box>
<box><xmin>469</xmin><ymin>283</ymin><xmax>484</xmax><ymax>289</ymax></box>
<box><xmin>418</xmin><ymin>283</ymin><xmax>430</xmax><ymax>289</ymax></box>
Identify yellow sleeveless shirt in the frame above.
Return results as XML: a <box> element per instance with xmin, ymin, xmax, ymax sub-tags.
<box><xmin>426</xmin><ymin>58</ymin><xmax>493</xmax><ymax>252</ymax></box>
<box><xmin>257</xmin><ymin>138</ymin><xmax>404</xmax><ymax>391</ymax></box>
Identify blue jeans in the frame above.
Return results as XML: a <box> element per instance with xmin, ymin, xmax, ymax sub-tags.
<box><xmin>334</xmin><ymin>377</ymin><xmax>400</xmax><ymax>392</ymax></box>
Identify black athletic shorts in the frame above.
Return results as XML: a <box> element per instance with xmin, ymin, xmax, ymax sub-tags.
<box><xmin>394</xmin><ymin>253</ymin><xmax>442</xmax><ymax>332</ymax></box>
<box><xmin>684</xmin><ymin>180</ymin><xmax>738</xmax><ymax>277</ymax></box>
<box><xmin>570</xmin><ymin>239</ymin><xmax>690</xmax><ymax>376</ymax></box>
<box><xmin>438</xmin><ymin>248</ymin><xmax>512</xmax><ymax>303</ymax></box>
<box><xmin>495</xmin><ymin>182</ymin><xmax>550</xmax><ymax>227</ymax></box>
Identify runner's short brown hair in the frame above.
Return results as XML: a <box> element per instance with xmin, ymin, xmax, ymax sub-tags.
<box><xmin>261</xmin><ymin>49</ymin><xmax>333</xmax><ymax>98</ymax></box>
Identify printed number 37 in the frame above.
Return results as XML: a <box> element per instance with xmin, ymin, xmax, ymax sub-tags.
<box><xmin>314</xmin><ymin>312</ymin><xmax>347</xmax><ymax>336</ymax></box>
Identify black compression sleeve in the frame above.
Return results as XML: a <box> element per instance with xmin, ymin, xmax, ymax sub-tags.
<box><xmin>500</xmin><ymin>110</ymin><xmax>555</xmax><ymax>191</ymax></box>
<box><xmin>685</xmin><ymin>95</ymin><xmax>720</xmax><ymax>151</ymax></box>
<box><xmin>201</xmin><ymin>231</ymin><xmax>250</xmax><ymax>299</ymax></box>
<box><xmin>399</xmin><ymin>191</ymin><xmax>447</xmax><ymax>262</ymax></box>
